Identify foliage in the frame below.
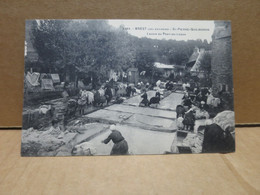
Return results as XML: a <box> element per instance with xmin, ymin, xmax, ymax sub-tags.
<box><xmin>29</xmin><ymin>20</ymin><xmax>211</xmax><ymax>85</ymax></box>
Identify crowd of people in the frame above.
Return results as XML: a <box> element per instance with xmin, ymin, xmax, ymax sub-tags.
<box><xmin>64</xmin><ymin>78</ymin><xmax>224</xmax><ymax>122</ymax></box>
<box><xmin>41</xmin><ymin>77</ymin><xmax>235</xmax><ymax>155</ymax></box>
<box><xmin>172</xmin><ymin>80</ymin><xmax>235</xmax><ymax>153</ymax></box>
<box><xmin>64</xmin><ymin>80</ymin><xmax>157</xmax><ymax>118</ymax></box>
<box><xmin>175</xmin><ymin>82</ymin><xmax>223</xmax><ymax>132</ymax></box>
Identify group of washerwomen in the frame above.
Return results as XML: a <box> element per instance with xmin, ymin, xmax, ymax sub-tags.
<box><xmin>122</xmin><ymin>82</ymin><xmax>162</xmax><ymax>107</ymax></box>
<box><xmin>76</xmin><ymin>85</ymin><xmax>114</xmax><ymax>115</ymax></box>
<box><xmin>139</xmin><ymin>90</ymin><xmax>161</xmax><ymax>107</ymax></box>
<box><xmin>181</xmin><ymin>86</ymin><xmax>222</xmax><ymax>112</ymax></box>
<box><xmin>77</xmin><ymin>81</ymin><xmax>157</xmax><ymax>108</ymax></box>
<box><xmin>176</xmin><ymin>86</ymin><xmax>222</xmax><ymax>132</ymax></box>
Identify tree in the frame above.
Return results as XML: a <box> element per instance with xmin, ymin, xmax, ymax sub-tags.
<box><xmin>29</xmin><ymin>19</ymin><xmax>212</xmax><ymax>88</ymax></box>
<box><xmin>32</xmin><ymin>20</ymin><xmax>71</xmax><ymax>74</ymax></box>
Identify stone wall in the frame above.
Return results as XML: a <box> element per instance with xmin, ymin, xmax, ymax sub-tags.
<box><xmin>211</xmin><ymin>21</ymin><xmax>233</xmax><ymax>97</ymax></box>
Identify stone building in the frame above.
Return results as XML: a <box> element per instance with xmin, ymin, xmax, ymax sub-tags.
<box><xmin>211</xmin><ymin>21</ymin><xmax>233</xmax><ymax>97</ymax></box>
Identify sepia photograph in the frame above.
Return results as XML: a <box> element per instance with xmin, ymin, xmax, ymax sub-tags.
<box><xmin>21</xmin><ymin>19</ymin><xmax>235</xmax><ymax>156</ymax></box>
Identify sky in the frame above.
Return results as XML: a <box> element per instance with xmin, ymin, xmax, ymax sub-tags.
<box><xmin>108</xmin><ymin>20</ymin><xmax>215</xmax><ymax>42</ymax></box>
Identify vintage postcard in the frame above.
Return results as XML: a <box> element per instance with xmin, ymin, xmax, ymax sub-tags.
<box><xmin>22</xmin><ymin>19</ymin><xmax>235</xmax><ymax>156</ymax></box>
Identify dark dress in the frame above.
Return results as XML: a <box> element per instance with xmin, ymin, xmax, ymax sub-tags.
<box><xmin>126</xmin><ymin>86</ymin><xmax>132</xmax><ymax>97</ymax></box>
<box><xmin>183</xmin><ymin>111</ymin><xmax>195</xmax><ymax>131</ymax></box>
<box><xmin>105</xmin><ymin>87</ymin><xmax>113</xmax><ymax>103</ymax></box>
<box><xmin>103</xmin><ymin>130</ymin><xmax>129</xmax><ymax>155</ymax></box>
<box><xmin>140</xmin><ymin>92</ymin><xmax>149</xmax><ymax>106</ymax></box>
<box><xmin>202</xmin><ymin>123</ymin><xmax>235</xmax><ymax>153</ymax></box>
<box><xmin>94</xmin><ymin>91</ymin><xmax>101</xmax><ymax>106</ymax></box>
<box><xmin>183</xmin><ymin>98</ymin><xmax>192</xmax><ymax>108</ymax></box>
<box><xmin>155</xmin><ymin>92</ymin><xmax>160</xmax><ymax>98</ymax></box>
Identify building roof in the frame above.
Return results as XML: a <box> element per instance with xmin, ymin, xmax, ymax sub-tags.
<box><xmin>190</xmin><ymin>49</ymin><xmax>211</xmax><ymax>72</ymax></box>
<box><xmin>187</xmin><ymin>48</ymin><xmax>200</xmax><ymax>64</ymax></box>
<box><xmin>154</xmin><ymin>62</ymin><xmax>175</xmax><ymax>69</ymax></box>
<box><xmin>154</xmin><ymin>62</ymin><xmax>185</xmax><ymax>70</ymax></box>
<box><xmin>127</xmin><ymin>68</ymin><xmax>138</xmax><ymax>72</ymax></box>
